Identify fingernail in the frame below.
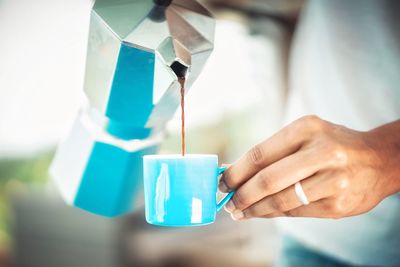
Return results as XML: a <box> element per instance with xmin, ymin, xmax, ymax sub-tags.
<box><xmin>231</xmin><ymin>210</ymin><xmax>244</xmax><ymax>221</ymax></box>
<box><xmin>221</xmin><ymin>163</ymin><xmax>232</xmax><ymax>168</ymax></box>
<box><xmin>224</xmin><ymin>205</ymin><xmax>230</xmax><ymax>213</ymax></box>
<box><xmin>225</xmin><ymin>200</ymin><xmax>236</xmax><ymax>213</ymax></box>
<box><xmin>218</xmin><ymin>180</ymin><xmax>229</xmax><ymax>193</ymax></box>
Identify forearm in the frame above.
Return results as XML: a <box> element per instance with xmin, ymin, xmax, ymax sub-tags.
<box><xmin>365</xmin><ymin>120</ymin><xmax>400</xmax><ymax>197</ymax></box>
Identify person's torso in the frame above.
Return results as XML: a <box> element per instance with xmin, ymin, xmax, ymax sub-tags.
<box><xmin>280</xmin><ymin>0</ymin><xmax>400</xmax><ymax>266</ymax></box>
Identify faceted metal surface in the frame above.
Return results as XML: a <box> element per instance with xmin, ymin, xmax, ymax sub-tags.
<box><xmin>83</xmin><ymin>12</ymin><xmax>121</xmax><ymax>113</ymax></box>
<box><xmin>50</xmin><ymin>111</ymin><xmax>161</xmax><ymax>217</ymax></box>
<box><xmin>83</xmin><ymin>0</ymin><xmax>215</xmax><ymax>136</ymax></box>
<box><xmin>51</xmin><ymin>0</ymin><xmax>215</xmax><ymax>217</ymax></box>
<box><xmin>93</xmin><ymin>0</ymin><xmax>154</xmax><ymax>40</ymax></box>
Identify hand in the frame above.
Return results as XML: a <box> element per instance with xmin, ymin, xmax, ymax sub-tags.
<box><xmin>219</xmin><ymin>116</ymin><xmax>400</xmax><ymax>220</ymax></box>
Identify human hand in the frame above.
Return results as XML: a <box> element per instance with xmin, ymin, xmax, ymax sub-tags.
<box><xmin>219</xmin><ymin>116</ymin><xmax>400</xmax><ymax>220</ymax></box>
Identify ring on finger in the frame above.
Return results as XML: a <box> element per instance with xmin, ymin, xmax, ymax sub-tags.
<box><xmin>294</xmin><ymin>181</ymin><xmax>310</xmax><ymax>205</ymax></box>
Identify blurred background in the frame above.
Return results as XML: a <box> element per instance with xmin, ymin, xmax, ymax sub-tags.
<box><xmin>0</xmin><ymin>0</ymin><xmax>303</xmax><ymax>266</ymax></box>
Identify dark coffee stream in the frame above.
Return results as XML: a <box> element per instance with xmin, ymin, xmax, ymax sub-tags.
<box><xmin>178</xmin><ymin>77</ymin><xmax>186</xmax><ymax>156</ymax></box>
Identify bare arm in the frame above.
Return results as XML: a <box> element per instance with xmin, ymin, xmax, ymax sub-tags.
<box><xmin>219</xmin><ymin>116</ymin><xmax>400</xmax><ymax>220</ymax></box>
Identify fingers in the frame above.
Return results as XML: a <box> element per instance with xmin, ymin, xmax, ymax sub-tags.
<box><xmin>226</xmin><ymin>148</ymin><xmax>333</xmax><ymax>212</ymax></box>
<box><xmin>239</xmin><ymin>172</ymin><xmax>338</xmax><ymax>219</ymax></box>
<box><xmin>260</xmin><ymin>198</ymin><xmax>338</xmax><ymax>219</ymax></box>
<box><xmin>219</xmin><ymin>116</ymin><xmax>321</xmax><ymax>193</ymax></box>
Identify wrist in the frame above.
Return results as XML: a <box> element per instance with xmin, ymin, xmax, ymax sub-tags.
<box><xmin>365</xmin><ymin>120</ymin><xmax>400</xmax><ymax>197</ymax></box>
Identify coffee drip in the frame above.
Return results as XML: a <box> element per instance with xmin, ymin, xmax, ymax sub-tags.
<box><xmin>178</xmin><ymin>77</ymin><xmax>185</xmax><ymax>156</ymax></box>
<box><xmin>171</xmin><ymin>61</ymin><xmax>187</xmax><ymax>156</ymax></box>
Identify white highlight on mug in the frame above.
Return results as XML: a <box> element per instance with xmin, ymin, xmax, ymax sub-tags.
<box><xmin>191</xmin><ymin>197</ymin><xmax>203</xmax><ymax>223</ymax></box>
<box><xmin>156</xmin><ymin>163</ymin><xmax>170</xmax><ymax>222</ymax></box>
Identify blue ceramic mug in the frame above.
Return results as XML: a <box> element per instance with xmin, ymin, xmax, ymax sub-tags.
<box><xmin>143</xmin><ymin>154</ymin><xmax>234</xmax><ymax>227</ymax></box>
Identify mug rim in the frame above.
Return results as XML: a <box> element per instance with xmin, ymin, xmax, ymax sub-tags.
<box><xmin>143</xmin><ymin>154</ymin><xmax>217</xmax><ymax>159</ymax></box>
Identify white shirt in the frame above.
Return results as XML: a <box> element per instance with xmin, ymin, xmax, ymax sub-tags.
<box><xmin>279</xmin><ymin>0</ymin><xmax>400</xmax><ymax>266</ymax></box>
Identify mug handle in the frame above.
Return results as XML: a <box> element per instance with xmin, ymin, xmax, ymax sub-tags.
<box><xmin>216</xmin><ymin>166</ymin><xmax>235</xmax><ymax>212</ymax></box>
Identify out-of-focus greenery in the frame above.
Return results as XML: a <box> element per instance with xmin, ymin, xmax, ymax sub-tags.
<box><xmin>0</xmin><ymin>151</ymin><xmax>54</xmax><ymax>185</ymax></box>
<box><xmin>0</xmin><ymin>150</ymin><xmax>54</xmax><ymax>247</ymax></box>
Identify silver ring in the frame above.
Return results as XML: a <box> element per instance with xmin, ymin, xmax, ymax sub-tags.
<box><xmin>294</xmin><ymin>182</ymin><xmax>310</xmax><ymax>205</ymax></box>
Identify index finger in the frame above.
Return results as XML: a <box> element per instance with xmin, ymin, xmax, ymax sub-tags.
<box><xmin>219</xmin><ymin>116</ymin><xmax>318</xmax><ymax>192</ymax></box>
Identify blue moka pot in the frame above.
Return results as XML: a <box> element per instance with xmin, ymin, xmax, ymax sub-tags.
<box><xmin>50</xmin><ymin>0</ymin><xmax>215</xmax><ymax>217</ymax></box>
